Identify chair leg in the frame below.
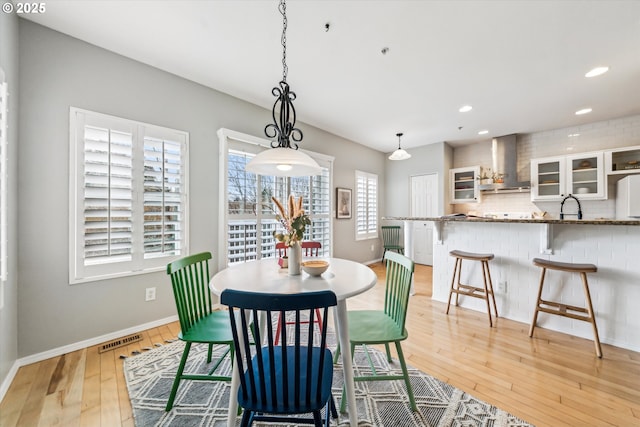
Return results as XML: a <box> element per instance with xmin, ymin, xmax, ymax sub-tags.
<box><xmin>454</xmin><ymin>259</ymin><xmax>462</xmax><ymax>306</ymax></box>
<box><xmin>316</xmin><ymin>308</ymin><xmax>324</xmax><ymax>332</ymax></box>
<box><xmin>384</xmin><ymin>343</ymin><xmax>392</xmax><ymax>362</ymax></box>
<box><xmin>240</xmin><ymin>409</ymin><xmax>252</xmax><ymax>427</ymax></box>
<box><xmin>206</xmin><ymin>343</ymin><xmax>213</xmax><ymax>363</ymax></box>
<box><xmin>580</xmin><ymin>272</ymin><xmax>603</xmax><ymax>358</ymax></box>
<box><xmin>312</xmin><ymin>410</ymin><xmax>323</xmax><ymax>426</ymax></box>
<box><xmin>166</xmin><ymin>341</ymin><xmax>191</xmax><ymax>411</ymax></box>
<box><xmin>395</xmin><ymin>341</ymin><xmax>417</xmax><ymax>411</ymax></box>
<box><xmin>274</xmin><ymin>312</ymin><xmax>284</xmax><ymax>345</ymax></box>
<box><xmin>484</xmin><ymin>260</ymin><xmax>499</xmax><ymax>319</ymax></box>
<box><xmin>446</xmin><ymin>258</ymin><xmax>460</xmax><ymax>314</ymax></box>
<box><xmin>481</xmin><ymin>260</ymin><xmax>494</xmax><ymax>327</ymax></box>
<box><xmin>276</xmin><ymin>310</ymin><xmax>323</xmax><ymax>345</ymax></box>
<box><xmin>529</xmin><ymin>268</ymin><xmax>546</xmax><ymax>337</ymax></box>
<box><xmin>329</xmin><ymin>396</ymin><xmax>338</xmax><ymax>419</ymax></box>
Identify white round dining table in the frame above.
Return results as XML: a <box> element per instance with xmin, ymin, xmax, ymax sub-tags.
<box><xmin>210</xmin><ymin>257</ymin><xmax>377</xmax><ymax>426</ymax></box>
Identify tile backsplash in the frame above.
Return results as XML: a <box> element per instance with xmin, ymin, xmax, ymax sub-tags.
<box><xmin>452</xmin><ymin>114</ymin><xmax>640</xmax><ymax>219</ymax></box>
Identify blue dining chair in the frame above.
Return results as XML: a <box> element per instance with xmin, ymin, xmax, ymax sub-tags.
<box><xmin>221</xmin><ymin>289</ymin><xmax>338</xmax><ymax>427</ymax></box>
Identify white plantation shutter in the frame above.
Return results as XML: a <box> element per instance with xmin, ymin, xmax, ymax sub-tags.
<box><xmin>70</xmin><ymin>108</ymin><xmax>188</xmax><ymax>283</ymax></box>
<box><xmin>223</xmin><ymin>133</ymin><xmax>333</xmax><ymax>265</ymax></box>
<box><xmin>83</xmin><ymin>125</ymin><xmax>133</xmax><ymax>263</ymax></box>
<box><xmin>355</xmin><ymin>170</ymin><xmax>378</xmax><ymax>240</ymax></box>
<box><xmin>143</xmin><ymin>135</ymin><xmax>185</xmax><ymax>257</ymax></box>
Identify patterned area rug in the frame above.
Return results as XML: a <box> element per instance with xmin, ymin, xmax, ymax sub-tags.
<box><xmin>124</xmin><ymin>333</ymin><xmax>534</xmax><ymax>426</ymax></box>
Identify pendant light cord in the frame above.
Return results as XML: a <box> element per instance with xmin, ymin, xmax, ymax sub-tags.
<box><xmin>280</xmin><ymin>0</ymin><xmax>288</xmax><ymax>83</ymax></box>
<box><xmin>265</xmin><ymin>0</ymin><xmax>302</xmax><ymax>149</ymax></box>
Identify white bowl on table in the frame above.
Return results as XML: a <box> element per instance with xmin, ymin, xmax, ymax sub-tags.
<box><xmin>301</xmin><ymin>260</ymin><xmax>329</xmax><ymax>276</ymax></box>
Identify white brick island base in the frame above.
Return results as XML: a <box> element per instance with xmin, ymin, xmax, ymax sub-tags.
<box><xmin>403</xmin><ymin>218</ymin><xmax>640</xmax><ymax>352</ymax></box>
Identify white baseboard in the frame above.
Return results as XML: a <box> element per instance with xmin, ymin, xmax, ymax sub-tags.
<box><xmin>18</xmin><ymin>315</ymin><xmax>179</xmax><ymax>366</ymax></box>
<box><xmin>0</xmin><ymin>314</ymin><xmax>179</xmax><ymax>404</ymax></box>
<box><xmin>0</xmin><ymin>360</ymin><xmax>20</xmax><ymax>404</ymax></box>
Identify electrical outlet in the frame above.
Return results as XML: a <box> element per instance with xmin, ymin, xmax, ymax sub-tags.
<box><xmin>145</xmin><ymin>287</ymin><xmax>156</xmax><ymax>301</ymax></box>
<box><xmin>498</xmin><ymin>281</ymin><xmax>507</xmax><ymax>293</ymax></box>
<box><xmin>370</xmin><ymin>244</ymin><xmax>375</xmax><ymax>252</ymax></box>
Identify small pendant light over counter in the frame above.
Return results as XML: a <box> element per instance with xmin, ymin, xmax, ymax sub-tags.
<box><xmin>388</xmin><ymin>132</ymin><xmax>411</xmax><ymax>161</ymax></box>
<box><xmin>245</xmin><ymin>0</ymin><xmax>322</xmax><ymax>177</ymax></box>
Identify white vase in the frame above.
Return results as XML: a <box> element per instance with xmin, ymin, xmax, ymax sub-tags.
<box><xmin>288</xmin><ymin>243</ymin><xmax>301</xmax><ymax>276</ymax></box>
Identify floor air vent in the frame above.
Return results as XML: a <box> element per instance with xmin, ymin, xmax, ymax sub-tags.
<box><xmin>99</xmin><ymin>333</ymin><xmax>142</xmax><ymax>353</ymax></box>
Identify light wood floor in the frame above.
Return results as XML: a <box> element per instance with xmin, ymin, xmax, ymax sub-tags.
<box><xmin>1</xmin><ymin>263</ymin><xmax>639</xmax><ymax>426</ymax></box>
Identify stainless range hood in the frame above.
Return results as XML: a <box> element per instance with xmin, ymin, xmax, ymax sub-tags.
<box><xmin>478</xmin><ymin>134</ymin><xmax>530</xmax><ymax>192</ymax></box>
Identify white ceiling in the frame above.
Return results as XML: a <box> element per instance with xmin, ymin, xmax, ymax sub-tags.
<box><xmin>20</xmin><ymin>0</ymin><xmax>640</xmax><ymax>152</ymax></box>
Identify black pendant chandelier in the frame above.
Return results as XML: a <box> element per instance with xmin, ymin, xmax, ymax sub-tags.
<box><xmin>245</xmin><ymin>0</ymin><xmax>322</xmax><ymax>177</ymax></box>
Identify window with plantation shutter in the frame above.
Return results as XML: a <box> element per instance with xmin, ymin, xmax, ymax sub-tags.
<box><xmin>70</xmin><ymin>108</ymin><xmax>188</xmax><ymax>284</ymax></box>
<box><xmin>355</xmin><ymin>170</ymin><xmax>378</xmax><ymax>240</ymax></box>
<box><xmin>219</xmin><ymin>129</ymin><xmax>333</xmax><ymax>266</ymax></box>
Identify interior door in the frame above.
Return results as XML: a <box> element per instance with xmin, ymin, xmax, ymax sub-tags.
<box><xmin>410</xmin><ymin>174</ymin><xmax>438</xmax><ymax>265</ymax></box>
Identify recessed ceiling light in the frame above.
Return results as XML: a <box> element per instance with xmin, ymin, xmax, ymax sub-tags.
<box><xmin>568</xmin><ymin>133</ymin><xmax>580</xmax><ymax>137</ymax></box>
<box><xmin>575</xmin><ymin>108</ymin><xmax>592</xmax><ymax>115</ymax></box>
<box><xmin>459</xmin><ymin>105</ymin><xmax>473</xmax><ymax>113</ymax></box>
<box><xmin>478</xmin><ymin>130</ymin><xmax>489</xmax><ymax>135</ymax></box>
<box><xmin>585</xmin><ymin>66</ymin><xmax>609</xmax><ymax>78</ymax></box>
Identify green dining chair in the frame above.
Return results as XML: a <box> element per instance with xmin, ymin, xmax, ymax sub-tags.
<box><xmin>381</xmin><ymin>225</ymin><xmax>404</xmax><ymax>263</ymax></box>
<box><xmin>165</xmin><ymin>252</ymin><xmax>234</xmax><ymax>411</ymax></box>
<box><xmin>334</xmin><ymin>250</ymin><xmax>417</xmax><ymax>411</ymax></box>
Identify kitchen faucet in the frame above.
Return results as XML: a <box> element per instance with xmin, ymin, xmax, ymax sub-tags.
<box><xmin>560</xmin><ymin>194</ymin><xmax>583</xmax><ymax>220</ymax></box>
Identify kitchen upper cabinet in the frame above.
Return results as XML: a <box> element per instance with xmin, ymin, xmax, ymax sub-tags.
<box><xmin>605</xmin><ymin>145</ymin><xmax>640</xmax><ymax>175</ymax></box>
<box><xmin>531</xmin><ymin>152</ymin><xmax>606</xmax><ymax>201</ymax></box>
<box><xmin>450</xmin><ymin>166</ymin><xmax>480</xmax><ymax>203</ymax></box>
<box><xmin>531</xmin><ymin>156</ymin><xmax>565</xmax><ymax>200</ymax></box>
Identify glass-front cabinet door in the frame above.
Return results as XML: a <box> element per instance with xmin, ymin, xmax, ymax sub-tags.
<box><xmin>566</xmin><ymin>152</ymin><xmax>605</xmax><ymax>199</ymax></box>
<box><xmin>531</xmin><ymin>152</ymin><xmax>605</xmax><ymax>201</ymax></box>
<box><xmin>605</xmin><ymin>145</ymin><xmax>640</xmax><ymax>175</ymax></box>
<box><xmin>450</xmin><ymin>166</ymin><xmax>479</xmax><ymax>203</ymax></box>
<box><xmin>531</xmin><ymin>156</ymin><xmax>564</xmax><ymax>201</ymax></box>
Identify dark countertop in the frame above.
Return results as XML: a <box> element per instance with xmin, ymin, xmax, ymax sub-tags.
<box><xmin>383</xmin><ymin>216</ymin><xmax>640</xmax><ymax>226</ymax></box>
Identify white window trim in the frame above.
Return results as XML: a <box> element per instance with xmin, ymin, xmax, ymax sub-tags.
<box><xmin>69</xmin><ymin>108</ymin><xmax>189</xmax><ymax>284</ymax></box>
<box><xmin>355</xmin><ymin>169</ymin><xmax>378</xmax><ymax>241</ymax></box>
<box><xmin>217</xmin><ymin>128</ymin><xmax>334</xmax><ymax>271</ymax></box>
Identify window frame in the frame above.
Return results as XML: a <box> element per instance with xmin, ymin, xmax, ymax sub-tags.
<box><xmin>69</xmin><ymin>107</ymin><xmax>189</xmax><ymax>284</ymax></box>
<box><xmin>355</xmin><ymin>169</ymin><xmax>378</xmax><ymax>241</ymax></box>
<box><xmin>217</xmin><ymin>128</ymin><xmax>333</xmax><ymax>271</ymax></box>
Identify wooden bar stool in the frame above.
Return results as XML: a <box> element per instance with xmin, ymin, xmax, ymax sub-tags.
<box><xmin>529</xmin><ymin>258</ymin><xmax>602</xmax><ymax>358</ymax></box>
<box><xmin>446</xmin><ymin>250</ymin><xmax>498</xmax><ymax>327</ymax></box>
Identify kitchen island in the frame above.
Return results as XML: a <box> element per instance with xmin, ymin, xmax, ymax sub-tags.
<box><xmin>384</xmin><ymin>216</ymin><xmax>640</xmax><ymax>352</ymax></box>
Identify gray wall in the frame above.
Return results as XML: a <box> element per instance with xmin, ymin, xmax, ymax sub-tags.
<box><xmin>384</xmin><ymin>141</ymin><xmax>451</xmax><ymax>220</ymax></box>
<box><xmin>0</xmin><ymin>8</ymin><xmax>19</xmax><ymax>393</ymax></box>
<box><xmin>17</xmin><ymin>20</ymin><xmax>384</xmax><ymax>358</ymax></box>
